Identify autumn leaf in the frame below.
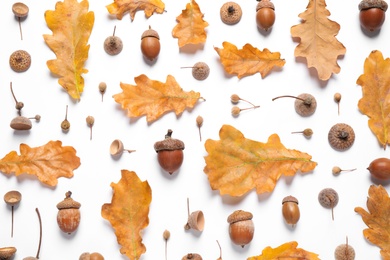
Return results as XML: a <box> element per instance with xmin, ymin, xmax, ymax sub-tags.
<box><xmin>355</xmin><ymin>185</ymin><xmax>390</xmax><ymax>259</ymax></box>
<box><xmin>203</xmin><ymin>125</ymin><xmax>317</xmax><ymax>196</ymax></box>
<box><xmin>43</xmin><ymin>0</ymin><xmax>94</xmax><ymax>100</ymax></box>
<box><xmin>214</xmin><ymin>41</ymin><xmax>285</xmax><ymax>79</ymax></box>
<box><xmin>113</xmin><ymin>74</ymin><xmax>203</xmax><ymax>123</ymax></box>
<box><xmin>106</xmin><ymin>0</ymin><xmax>165</xmax><ymax>21</ymax></box>
<box><xmin>247</xmin><ymin>241</ymin><xmax>320</xmax><ymax>260</ymax></box>
<box><xmin>356</xmin><ymin>50</ymin><xmax>390</xmax><ymax>149</ymax></box>
<box><xmin>102</xmin><ymin>170</ymin><xmax>152</xmax><ymax>260</ymax></box>
<box><xmin>172</xmin><ymin>0</ymin><xmax>208</xmax><ymax>48</ymax></box>
<box><xmin>290</xmin><ymin>0</ymin><xmax>346</xmax><ymax>81</ymax></box>
<box><xmin>0</xmin><ymin>140</ymin><xmax>81</xmax><ymax>187</ymax></box>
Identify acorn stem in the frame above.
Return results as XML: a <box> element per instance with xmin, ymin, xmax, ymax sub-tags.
<box><xmin>272</xmin><ymin>95</ymin><xmax>306</xmax><ymax>103</ymax></box>
<box><xmin>112</xmin><ymin>25</ymin><xmax>116</xmax><ymax>37</ymax></box>
<box><xmin>11</xmin><ymin>206</ymin><xmax>14</xmax><ymax>237</ymax></box>
<box><xmin>35</xmin><ymin>208</ymin><xmax>42</xmax><ymax>259</ymax></box>
<box><xmin>241</xmin><ymin>105</ymin><xmax>260</xmax><ymax>111</ymax></box>
<box><xmin>216</xmin><ymin>240</ymin><xmax>222</xmax><ymax>259</ymax></box>
<box><xmin>124</xmin><ymin>149</ymin><xmax>136</xmax><ymax>153</ymax></box>
<box><xmin>18</xmin><ymin>17</ymin><xmax>23</xmax><ymax>40</ymax></box>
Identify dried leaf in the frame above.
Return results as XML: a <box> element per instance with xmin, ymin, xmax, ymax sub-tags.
<box><xmin>356</xmin><ymin>50</ymin><xmax>390</xmax><ymax>149</ymax></box>
<box><xmin>355</xmin><ymin>185</ymin><xmax>390</xmax><ymax>259</ymax></box>
<box><xmin>43</xmin><ymin>0</ymin><xmax>94</xmax><ymax>100</ymax></box>
<box><xmin>106</xmin><ymin>0</ymin><xmax>165</xmax><ymax>21</ymax></box>
<box><xmin>247</xmin><ymin>241</ymin><xmax>320</xmax><ymax>260</ymax></box>
<box><xmin>214</xmin><ymin>41</ymin><xmax>285</xmax><ymax>79</ymax></box>
<box><xmin>113</xmin><ymin>74</ymin><xmax>202</xmax><ymax>123</ymax></box>
<box><xmin>290</xmin><ymin>0</ymin><xmax>346</xmax><ymax>81</ymax></box>
<box><xmin>172</xmin><ymin>0</ymin><xmax>208</xmax><ymax>48</ymax></box>
<box><xmin>0</xmin><ymin>141</ymin><xmax>81</xmax><ymax>187</ymax></box>
<box><xmin>102</xmin><ymin>170</ymin><xmax>152</xmax><ymax>260</ymax></box>
<box><xmin>204</xmin><ymin>125</ymin><xmax>317</xmax><ymax>196</ymax></box>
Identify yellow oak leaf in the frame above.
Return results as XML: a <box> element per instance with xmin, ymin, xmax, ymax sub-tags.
<box><xmin>214</xmin><ymin>41</ymin><xmax>285</xmax><ymax>79</ymax></box>
<box><xmin>0</xmin><ymin>141</ymin><xmax>81</xmax><ymax>187</ymax></box>
<box><xmin>102</xmin><ymin>170</ymin><xmax>152</xmax><ymax>260</ymax></box>
<box><xmin>247</xmin><ymin>241</ymin><xmax>320</xmax><ymax>260</ymax></box>
<box><xmin>113</xmin><ymin>74</ymin><xmax>203</xmax><ymax>123</ymax></box>
<box><xmin>290</xmin><ymin>0</ymin><xmax>346</xmax><ymax>81</ymax></box>
<box><xmin>43</xmin><ymin>0</ymin><xmax>94</xmax><ymax>100</ymax></box>
<box><xmin>204</xmin><ymin>125</ymin><xmax>317</xmax><ymax>196</ymax></box>
<box><xmin>172</xmin><ymin>0</ymin><xmax>208</xmax><ymax>48</ymax></box>
<box><xmin>106</xmin><ymin>0</ymin><xmax>165</xmax><ymax>21</ymax></box>
<box><xmin>355</xmin><ymin>185</ymin><xmax>390</xmax><ymax>259</ymax></box>
<box><xmin>356</xmin><ymin>50</ymin><xmax>390</xmax><ymax>149</ymax></box>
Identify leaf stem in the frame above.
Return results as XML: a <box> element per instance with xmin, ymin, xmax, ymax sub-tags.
<box><xmin>35</xmin><ymin>208</ymin><xmax>42</xmax><ymax>259</ymax></box>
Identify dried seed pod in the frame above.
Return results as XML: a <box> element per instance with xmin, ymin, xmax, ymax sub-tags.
<box><xmin>86</xmin><ymin>116</ymin><xmax>94</xmax><ymax>140</ymax></box>
<box><xmin>227</xmin><ymin>210</ymin><xmax>254</xmax><ymax>248</ymax></box>
<box><xmin>367</xmin><ymin>157</ymin><xmax>390</xmax><ymax>180</ymax></box>
<box><xmin>98</xmin><ymin>82</ymin><xmax>107</xmax><ymax>102</ymax></box>
<box><xmin>79</xmin><ymin>252</ymin><xmax>104</xmax><ymax>260</ymax></box>
<box><xmin>334</xmin><ymin>237</ymin><xmax>355</xmax><ymax>260</ymax></box>
<box><xmin>334</xmin><ymin>93</ymin><xmax>341</xmax><ymax>115</ymax></box>
<box><xmin>56</xmin><ymin>191</ymin><xmax>81</xmax><ymax>234</ymax></box>
<box><xmin>4</xmin><ymin>190</ymin><xmax>22</xmax><ymax>237</ymax></box>
<box><xmin>359</xmin><ymin>0</ymin><xmax>388</xmax><ymax>32</ymax></box>
<box><xmin>104</xmin><ymin>26</ymin><xmax>123</xmax><ymax>55</ymax></box>
<box><xmin>272</xmin><ymin>94</ymin><xmax>317</xmax><ymax>117</ymax></box>
<box><xmin>109</xmin><ymin>139</ymin><xmax>135</xmax><ymax>156</ymax></box>
<box><xmin>163</xmin><ymin>229</ymin><xmax>170</xmax><ymax>260</ymax></box>
<box><xmin>332</xmin><ymin>166</ymin><xmax>356</xmax><ymax>176</ymax></box>
<box><xmin>318</xmin><ymin>188</ymin><xmax>339</xmax><ymax>220</ymax></box>
<box><xmin>192</xmin><ymin>62</ymin><xmax>210</xmax><ymax>80</ymax></box>
<box><xmin>256</xmin><ymin>0</ymin><xmax>275</xmax><ymax>31</ymax></box>
<box><xmin>291</xmin><ymin>128</ymin><xmax>313</xmax><ymax>138</ymax></box>
<box><xmin>230</xmin><ymin>94</ymin><xmax>257</xmax><ymax>107</ymax></box>
<box><xmin>220</xmin><ymin>2</ymin><xmax>242</xmax><ymax>25</ymax></box>
<box><xmin>282</xmin><ymin>195</ymin><xmax>300</xmax><ymax>226</ymax></box>
<box><xmin>328</xmin><ymin>123</ymin><xmax>355</xmax><ymax>151</ymax></box>
<box><xmin>184</xmin><ymin>198</ymin><xmax>205</xmax><ymax>232</ymax></box>
<box><xmin>0</xmin><ymin>247</ymin><xmax>17</xmax><ymax>260</ymax></box>
<box><xmin>141</xmin><ymin>26</ymin><xmax>160</xmax><ymax>61</ymax></box>
<box><xmin>196</xmin><ymin>116</ymin><xmax>203</xmax><ymax>141</ymax></box>
<box><xmin>182</xmin><ymin>253</ymin><xmax>202</xmax><ymax>260</ymax></box>
<box><xmin>9</xmin><ymin>50</ymin><xmax>31</xmax><ymax>72</ymax></box>
<box><xmin>154</xmin><ymin>129</ymin><xmax>185</xmax><ymax>174</ymax></box>
<box><xmin>61</xmin><ymin>105</ymin><xmax>70</xmax><ymax>132</ymax></box>
<box><xmin>231</xmin><ymin>105</ymin><xmax>260</xmax><ymax>117</ymax></box>
<box><xmin>12</xmin><ymin>2</ymin><xmax>29</xmax><ymax>40</ymax></box>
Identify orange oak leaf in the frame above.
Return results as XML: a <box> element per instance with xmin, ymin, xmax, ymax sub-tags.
<box><xmin>214</xmin><ymin>41</ymin><xmax>285</xmax><ymax>79</ymax></box>
<box><xmin>356</xmin><ymin>50</ymin><xmax>390</xmax><ymax>149</ymax></box>
<box><xmin>172</xmin><ymin>0</ymin><xmax>208</xmax><ymax>48</ymax></box>
<box><xmin>247</xmin><ymin>241</ymin><xmax>320</xmax><ymax>260</ymax></box>
<box><xmin>43</xmin><ymin>0</ymin><xmax>94</xmax><ymax>100</ymax></box>
<box><xmin>204</xmin><ymin>125</ymin><xmax>317</xmax><ymax>196</ymax></box>
<box><xmin>106</xmin><ymin>0</ymin><xmax>165</xmax><ymax>21</ymax></box>
<box><xmin>113</xmin><ymin>74</ymin><xmax>203</xmax><ymax>123</ymax></box>
<box><xmin>102</xmin><ymin>170</ymin><xmax>152</xmax><ymax>260</ymax></box>
<box><xmin>355</xmin><ymin>185</ymin><xmax>390</xmax><ymax>259</ymax></box>
<box><xmin>290</xmin><ymin>0</ymin><xmax>346</xmax><ymax>81</ymax></box>
<box><xmin>0</xmin><ymin>141</ymin><xmax>81</xmax><ymax>187</ymax></box>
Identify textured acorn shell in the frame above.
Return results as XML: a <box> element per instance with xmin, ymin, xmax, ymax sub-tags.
<box><xmin>227</xmin><ymin>210</ymin><xmax>254</xmax><ymax>247</ymax></box>
<box><xmin>0</xmin><ymin>247</ymin><xmax>17</xmax><ymax>260</ymax></box>
<box><xmin>359</xmin><ymin>0</ymin><xmax>388</xmax><ymax>11</ymax></box>
<box><xmin>185</xmin><ymin>210</ymin><xmax>205</xmax><ymax>231</ymax></box>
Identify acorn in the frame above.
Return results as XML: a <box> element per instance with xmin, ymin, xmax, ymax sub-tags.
<box><xmin>359</xmin><ymin>0</ymin><xmax>388</xmax><ymax>32</ymax></box>
<box><xmin>154</xmin><ymin>129</ymin><xmax>185</xmax><ymax>174</ymax></box>
<box><xmin>227</xmin><ymin>210</ymin><xmax>254</xmax><ymax>248</ymax></box>
<box><xmin>256</xmin><ymin>0</ymin><xmax>275</xmax><ymax>31</ymax></box>
<box><xmin>141</xmin><ymin>26</ymin><xmax>160</xmax><ymax>61</ymax></box>
<box><xmin>282</xmin><ymin>195</ymin><xmax>300</xmax><ymax>226</ymax></box>
<box><xmin>56</xmin><ymin>191</ymin><xmax>81</xmax><ymax>235</ymax></box>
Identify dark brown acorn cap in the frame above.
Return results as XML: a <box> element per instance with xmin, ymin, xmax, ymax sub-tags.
<box><xmin>328</xmin><ymin>123</ymin><xmax>355</xmax><ymax>151</ymax></box>
<box><xmin>141</xmin><ymin>26</ymin><xmax>160</xmax><ymax>40</ymax></box>
<box><xmin>154</xmin><ymin>129</ymin><xmax>185</xmax><ymax>151</ymax></box>
<box><xmin>359</xmin><ymin>0</ymin><xmax>388</xmax><ymax>11</ymax></box>
<box><xmin>227</xmin><ymin>210</ymin><xmax>253</xmax><ymax>224</ymax></box>
<box><xmin>57</xmin><ymin>191</ymin><xmax>81</xmax><ymax>210</ymax></box>
<box><xmin>282</xmin><ymin>195</ymin><xmax>298</xmax><ymax>204</ymax></box>
<box><xmin>256</xmin><ymin>0</ymin><xmax>275</xmax><ymax>11</ymax></box>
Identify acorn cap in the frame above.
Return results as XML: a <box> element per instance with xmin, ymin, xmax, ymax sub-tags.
<box><xmin>256</xmin><ymin>0</ymin><xmax>275</xmax><ymax>11</ymax></box>
<box><xmin>182</xmin><ymin>253</ymin><xmax>202</xmax><ymax>260</ymax></box>
<box><xmin>141</xmin><ymin>26</ymin><xmax>160</xmax><ymax>40</ymax></box>
<box><xmin>10</xmin><ymin>116</ymin><xmax>32</xmax><ymax>130</ymax></box>
<box><xmin>328</xmin><ymin>123</ymin><xmax>355</xmax><ymax>151</ymax></box>
<box><xmin>282</xmin><ymin>195</ymin><xmax>298</xmax><ymax>204</ymax></box>
<box><xmin>359</xmin><ymin>0</ymin><xmax>388</xmax><ymax>11</ymax></box>
<box><xmin>12</xmin><ymin>3</ymin><xmax>29</xmax><ymax>18</ymax></box>
<box><xmin>57</xmin><ymin>191</ymin><xmax>81</xmax><ymax>210</ymax></box>
<box><xmin>154</xmin><ymin>129</ymin><xmax>185</xmax><ymax>152</ymax></box>
<box><xmin>220</xmin><ymin>2</ymin><xmax>242</xmax><ymax>25</ymax></box>
<box><xmin>9</xmin><ymin>50</ymin><xmax>31</xmax><ymax>72</ymax></box>
<box><xmin>0</xmin><ymin>247</ymin><xmax>17</xmax><ymax>260</ymax></box>
<box><xmin>227</xmin><ymin>210</ymin><xmax>253</xmax><ymax>224</ymax></box>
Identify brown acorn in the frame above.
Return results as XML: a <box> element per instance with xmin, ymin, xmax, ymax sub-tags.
<box><xmin>141</xmin><ymin>26</ymin><xmax>160</xmax><ymax>61</ymax></box>
<box><xmin>227</xmin><ymin>210</ymin><xmax>254</xmax><ymax>248</ymax></box>
<box><xmin>359</xmin><ymin>0</ymin><xmax>388</xmax><ymax>32</ymax></box>
<box><xmin>56</xmin><ymin>191</ymin><xmax>81</xmax><ymax>235</ymax></box>
<box><xmin>154</xmin><ymin>130</ymin><xmax>185</xmax><ymax>174</ymax></box>
<box><xmin>256</xmin><ymin>0</ymin><xmax>275</xmax><ymax>31</ymax></box>
<box><xmin>282</xmin><ymin>195</ymin><xmax>300</xmax><ymax>226</ymax></box>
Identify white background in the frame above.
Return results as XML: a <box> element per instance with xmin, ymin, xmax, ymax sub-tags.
<box><xmin>0</xmin><ymin>0</ymin><xmax>389</xmax><ymax>259</ymax></box>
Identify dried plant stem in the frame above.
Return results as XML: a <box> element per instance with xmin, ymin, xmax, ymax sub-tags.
<box><xmin>36</xmin><ymin>208</ymin><xmax>42</xmax><ymax>259</ymax></box>
<box><xmin>272</xmin><ymin>95</ymin><xmax>306</xmax><ymax>102</ymax></box>
<box><xmin>18</xmin><ymin>18</ymin><xmax>23</xmax><ymax>40</ymax></box>
<box><xmin>216</xmin><ymin>240</ymin><xmax>222</xmax><ymax>259</ymax></box>
<box><xmin>11</xmin><ymin>206</ymin><xmax>14</xmax><ymax>237</ymax></box>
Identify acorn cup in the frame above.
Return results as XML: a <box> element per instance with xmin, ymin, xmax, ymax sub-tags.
<box><xmin>184</xmin><ymin>198</ymin><xmax>205</xmax><ymax>232</ymax></box>
<box><xmin>0</xmin><ymin>247</ymin><xmax>17</xmax><ymax>260</ymax></box>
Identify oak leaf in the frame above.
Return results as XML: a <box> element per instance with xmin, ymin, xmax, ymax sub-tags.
<box><xmin>172</xmin><ymin>0</ymin><xmax>208</xmax><ymax>48</ymax></box>
<box><xmin>214</xmin><ymin>41</ymin><xmax>285</xmax><ymax>79</ymax></box>
<box><xmin>106</xmin><ymin>0</ymin><xmax>165</xmax><ymax>21</ymax></box>
<box><xmin>356</xmin><ymin>50</ymin><xmax>390</xmax><ymax>149</ymax></box>
<box><xmin>0</xmin><ymin>140</ymin><xmax>81</xmax><ymax>187</ymax></box>
<box><xmin>113</xmin><ymin>74</ymin><xmax>203</xmax><ymax>123</ymax></box>
<box><xmin>43</xmin><ymin>0</ymin><xmax>94</xmax><ymax>100</ymax></box>
<box><xmin>102</xmin><ymin>170</ymin><xmax>152</xmax><ymax>260</ymax></box>
<box><xmin>355</xmin><ymin>185</ymin><xmax>390</xmax><ymax>259</ymax></box>
<box><xmin>290</xmin><ymin>0</ymin><xmax>346</xmax><ymax>81</ymax></box>
<box><xmin>204</xmin><ymin>125</ymin><xmax>317</xmax><ymax>197</ymax></box>
<box><xmin>247</xmin><ymin>241</ymin><xmax>320</xmax><ymax>260</ymax></box>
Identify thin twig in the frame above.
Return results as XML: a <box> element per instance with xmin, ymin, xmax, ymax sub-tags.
<box><xmin>35</xmin><ymin>208</ymin><xmax>42</xmax><ymax>259</ymax></box>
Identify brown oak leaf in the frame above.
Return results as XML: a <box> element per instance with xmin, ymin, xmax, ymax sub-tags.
<box><xmin>214</xmin><ymin>41</ymin><xmax>285</xmax><ymax>79</ymax></box>
<box><xmin>247</xmin><ymin>241</ymin><xmax>320</xmax><ymax>260</ymax></box>
<box><xmin>172</xmin><ymin>0</ymin><xmax>208</xmax><ymax>48</ymax></box>
<box><xmin>43</xmin><ymin>0</ymin><xmax>94</xmax><ymax>100</ymax></box>
<box><xmin>290</xmin><ymin>0</ymin><xmax>346</xmax><ymax>81</ymax></box>
<box><xmin>113</xmin><ymin>74</ymin><xmax>203</xmax><ymax>123</ymax></box>
<box><xmin>102</xmin><ymin>170</ymin><xmax>152</xmax><ymax>260</ymax></box>
<box><xmin>204</xmin><ymin>125</ymin><xmax>317</xmax><ymax>197</ymax></box>
<box><xmin>106</xmin><ymin>0</ymin><xmax>165</xmax><ymax>21</ymax></box>
<box><xmin>355</xmin><ymin>185</ymin><xmax>390</xmax><ymax>259</ymax></box>
<box><xmin>0</xmin><ymin>140</ymin><xmax>81</xmax><ymax>186</ymax></box>
<box><xmin>356</xmin><ymin>50</ymin><xmax>390</xmax><ymax>149</ymax></box>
